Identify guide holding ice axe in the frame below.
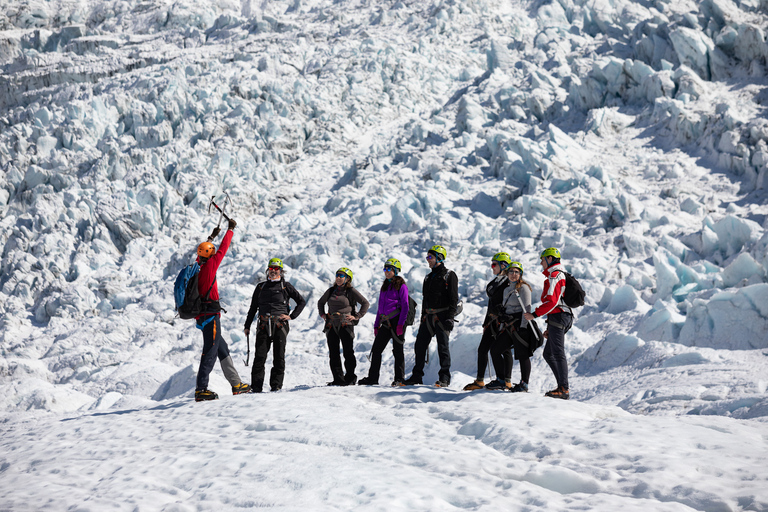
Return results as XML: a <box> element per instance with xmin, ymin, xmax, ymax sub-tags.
<box><xmin>193</xmin><ymin>194</ymin><xmax>251</xmax><ymax>401</ymax></box>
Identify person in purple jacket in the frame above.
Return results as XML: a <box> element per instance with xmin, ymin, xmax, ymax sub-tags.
<box><xmin>358</xmin><ymin>258</ymin><xmax>410</xmax><ymax>386</ymax></box>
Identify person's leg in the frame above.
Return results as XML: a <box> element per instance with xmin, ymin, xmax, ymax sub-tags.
<box><xmin>545</xmin><ymin>313</ymin><xmax>571</xmax><ymax>390</ymax></box>
<box><xmin>269</xmin><ymin>326</ymin><xmax>288</xmax><ymax>390</ymax></box>
<box><xmin>476</xmin><ymin>330</ymin><xmax>494</xmax><ymax>381</ymax></box>
<box><xmin>250</xmin><ymin>329</ymin><xmax>271</xmax><ymax>392</ymax></box>
<box><xmin>326</xmin><ymin>329</ymin><xmax>344</xmax><ymax>383</ymax></box>
<box><xmin>490</xmin><ymin>333</ymin><xmax>514</xmax><ymax>383</ymax></box>
<box><xmin>340</xmin><ymin>327</ymin><xmax>357</xmax><ymax>383</ymax></box>
<box><xmin>366</xmin><ymin>327</ymin><xmax>392</xmax><ymax>383</ymax></box>
<box><xmin>196</xmin><ymin>317</ymin><xmax>219</xmax><ymax>390</ymax></box>
<box><xmin>435</xmin><ymin>328</ymin><xmax>451</xmax><ymax>384</ymax></box>
<box><xmin>408</xmin><ymin>322</ymin><xmax>432</xmax><ymax>381</ymax></box>
<box><xmin>519</xmin><ymin>357</ymin><xmax>531</xmax><ymax>384</ymax></box>
<box><xmin>392</xmin><ymin>329</ymin><xmax>405</xmax><ymax>382</ymax></box>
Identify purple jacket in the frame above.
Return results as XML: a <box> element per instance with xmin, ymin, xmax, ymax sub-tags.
<box><xmin>375</xmin><ymin>282</ymin><xmax>409</xmax><ymax>328</ymax></box>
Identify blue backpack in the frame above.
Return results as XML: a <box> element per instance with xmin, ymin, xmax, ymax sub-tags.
<box><xmin>174</xmin><ymin>263</ymin><xmax>216</xmax><ymax>319</ymax></box>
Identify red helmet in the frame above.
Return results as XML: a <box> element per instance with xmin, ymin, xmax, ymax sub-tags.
<box><xmin>197</xmin><ymin>241</ymin><xmax>215</xmax><ymax>259</ymax></box>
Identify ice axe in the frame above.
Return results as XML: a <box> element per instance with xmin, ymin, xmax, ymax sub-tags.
<box><xmin>244</xmin><ymin>333</ymin><xmax>250</xmax><ymax>366</ymax></box>
<box><xmin>208</xmin><ymin>193</ymin><xmax>232</xmax><ymax>229</ymax></box>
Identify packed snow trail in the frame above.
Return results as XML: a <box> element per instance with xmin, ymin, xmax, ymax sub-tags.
<box><xmin>2</xmin><ymin>388</ymin><xmax>766</xmax><ymax>511</ymax></box>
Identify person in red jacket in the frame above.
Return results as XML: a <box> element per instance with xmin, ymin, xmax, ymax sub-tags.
<box><xmin>524</xmin><ymin>247</ymin><xmax>573</xmax><ymax>400</ymax></box>
<box><xmin>194</xmin><ymin>219</ymin><xmax>251</xmax><ymax>402</ymax></box>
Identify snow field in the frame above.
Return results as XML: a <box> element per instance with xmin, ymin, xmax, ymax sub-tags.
<box><xmin>1</xmin><ymin>388</ymin><xmax>766</xmax><ymax>511</ymax></box>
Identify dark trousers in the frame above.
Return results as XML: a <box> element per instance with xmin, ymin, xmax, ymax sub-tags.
<box><xmin>367</xmin><ymin>325</ymin><xmax>405</xmax><ymax>383</ymax></box>
<box><xmin>489</xmin><ymin>331</ymin><xmax>514</xmax><ymax>382</ymax></box>
<box><xmin>251</xmin><ymin>324</ymin><xmax>289</xmax><ymax>391</ymax></box>
<box><xmin>411</xmin><ymin>320</ymin><xmax>451</xmax><ymax>384</ymax></box>
<box><xmin>196</xmin><ymin>315</ymin><xmax>229</xmax><ymax>390</ymax></box>
<box><xmin>543</xmin><ymin>312</ymin><xmax>572</xmax><ymax>389</ymax></box>
<box><xmin>476</xmin><ymin>329</ymin><xmax>512</xmax><ymax>381</ymax></box>
<box><xmin>327</xmin><ymin>326</ymin><xmax>356</xmax><ymax>383</ymax></box>
<box><xmin>489</xmin><ymin>332</ymin><xmax>532</xmax><ymax>383</ymax></box>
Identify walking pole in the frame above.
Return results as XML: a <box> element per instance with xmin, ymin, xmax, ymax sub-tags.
<box><xmin>244</xmin><ymin>333</ymin><xmax>250</xmax><ymax>366</ymax></box>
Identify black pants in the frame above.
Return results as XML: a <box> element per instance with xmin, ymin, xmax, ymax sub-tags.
<box><xmin>251</xmin><ymin>323</ymin><xmax>289</xmax><ymax>391</ymax></box>
<box><xmin>367</xmin><ymin>325</ymin><xmax>405</xmax><ymax>383</ymax></box>
<box><xmin>489</xmin><ymin>331</ymin><xmax>515</xmax><ymax>382</ymax></box>
<box><xmin>476</xmin><ymin>329</ymin><xmax>512</xmax><ymax>381</ymax></box>
<box><xmin>327</xmin><ymin>326</ymin><xmax>356</xmax><ymax>383</ymax></box>
<box><xmin>411</xmin><ymin>319</ymin><xmax>451</xmax><ymax>384</ymax></box>
<box><xmin>196</xmin><ymin>315</ymin><xmax>229</xmax><ymax>390</ymax></box>
<box><xmin>543</xmin><ymin>312</ymin><xmax>572</xmax><ymax>390</ymax></box>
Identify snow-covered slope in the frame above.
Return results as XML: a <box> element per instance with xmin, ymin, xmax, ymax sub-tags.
<box><xmin>1</xmin><ymin>0</ymin><xmax>768</xmax><ymax>507</ymax></box>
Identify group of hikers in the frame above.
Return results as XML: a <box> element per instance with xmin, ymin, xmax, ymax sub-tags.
<box><xmin>188</xmin><ymin>219</ymin><xmax>575</xmax><ymax>402</ymax></box>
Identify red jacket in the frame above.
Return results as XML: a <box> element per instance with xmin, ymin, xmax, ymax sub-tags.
<box><xmin>196</xmin><ymin>229</ymin><xmax>233</xmax><ymax>318</ymax></box>
<box><xmin>534</xmin><ymin>262</ymin><xmax>567</xmax><ymax>317</ymax></box>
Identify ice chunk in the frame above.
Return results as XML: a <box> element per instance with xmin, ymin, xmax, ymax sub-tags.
<box><xmin>669</xmin><ymin>27</ymin><xmax>716</xmax><ymax>80</ymax></box>
<box><xmin>470</xmin><ymin>192</ymin><xmax>503</xmax><ymax>218</ymax></box>
<box><xmin>575</xmin><ymin>332</ymin><xmax>645</xmax><ymax>375</ymax></box>
<box><xmin>721</xmin><ymin>252</ymin><xmax>764</xmax><ymax>287</ymax></box>
<box><xmin>637</xmin><ymin>301</ymin><xmax>685</xmax><ymax>342</ymax></box>
<box><xmin>605</xmin><ymin>285</ymin><xmax>648</xmax><ymax>314</ymax></box>
<box><xmin>678</xmin><ymin>284</ymin><xmax>768</xmax><ymax>349</ymax></box>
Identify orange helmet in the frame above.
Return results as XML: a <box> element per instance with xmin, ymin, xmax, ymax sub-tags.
<box><xmin>197</xmin><ymin>241</ymin><xmax>215</xmax><ymax>259</ymax></box>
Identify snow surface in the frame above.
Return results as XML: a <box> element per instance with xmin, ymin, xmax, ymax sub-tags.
<box><xmin>2</xmin><ymin>0</ymin><xmax>768</xmax><ymax>509</ymax></box>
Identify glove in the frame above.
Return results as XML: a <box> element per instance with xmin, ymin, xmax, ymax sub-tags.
<box><xmin>208</xmin><ymin>227</ymin><xmax>221</xmax><ymax>241</ymax></box>
<box><xmin>396</xmin><ymin>325</ymin><xmax>404</xmax><ymax>336</ymax></box>
<box><xmin>374</xmin><ymin>326</ymin><xmax>379</xmax><ymax>336</ymax></box>
<box><xmin>228</xmin><ymin>218</ymin><xmax>237</xmax><ymax>230</ymax></box>
<box><xmin>444</xmin><ymin>319</ymin><xmax>454</xmax><ymax>332</ymax></box>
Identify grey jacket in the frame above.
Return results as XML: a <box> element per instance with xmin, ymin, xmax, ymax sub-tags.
<box><xmin>502</xmin><ymin>283</ymin><xmax>532</xmax><ymax>316</ymax></box>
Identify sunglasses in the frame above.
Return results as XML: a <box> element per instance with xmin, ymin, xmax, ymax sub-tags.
<box><xmin>509</xmin><ymin>269</ymin><xmax>521</xmax><ymax>274</ymax></box>
<box><xmin>491</xmin><ymin>262</ymin><xmax>499</xmax><ymax>267</ymax></box>
<box><xmin>268</xmin><ymin>266</ymin><xmax>281</xmax><ymax>271</ymax></box>
<box><xmin>336</xmin><ymin>273</ymin><xmax>348</xmax><ymax>279</ymax></box>
<box><xmin>426</xmin><ymin>254</ymin><xmax>435</xmax><ymax>260</ymax></box>
<box><xmin>383</xmin><ymin>266</ymin><xmax>396</xmax><ymax>272</ymax></box>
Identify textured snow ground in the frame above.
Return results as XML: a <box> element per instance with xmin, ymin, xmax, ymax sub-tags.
<box><xmin>2</xmin><ymin>0</ymin><xmax>768</xmax><ymax>509</ymax></box>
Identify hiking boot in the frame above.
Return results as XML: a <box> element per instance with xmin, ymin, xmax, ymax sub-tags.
<box><xmin>358</xmin><ymin>376</ymin><xmax>378</xmax><ymax>385</ymax></box>
<box><xmin>545</xmin><ymin>386</ymin><xmax>569</xmax><ymax>400</ymax></box>
<box><xmin>391</xmin><ymin>380</ymin><xmax>405</xmax><ymax>387</ymax></box>
<box><xmin>270</xmin><ymin>386</ymin><xmax>281</xmax><ymax>392</ymax></box>
<box><xmin>327</xmin><ymin>379</ymin><xmax>346</xmax><ymax>386</ymax></box>
<box><xmin>232</xmin><ymin>383</ymin><xmax>251</xmax><ymax>395</ymax></box>
<box><xmin>510</xmin><ymin>381</ymin><xmax>529</xmax><ymax>393</ymax></box>
<box><xmin>462</xmin><ymin>380</ymin><xmax>484</xmax><ymax>391</ymax></box>
<box><xmin>484</xmin><ymin>379</ymin><xmax>510</xmax><ymax>391</ymax></box>
<box><xmin>194</xmin><ymin>389</ymin><xmax>219</xmax><ymax>402</ymax></box>
<box><xmin>434</xmin><ymin>381</ymin><xmax>450</xmax><ymax>388</ymax></box>
<box><xmin>345</xmin><ymin>375</ymin><xmax>358</xmax><ymax>386</ymax></box>
<box><xmin>403</xmin><ymin>375</ymin><xmax>422</xmax><ymax>386</ymax></box>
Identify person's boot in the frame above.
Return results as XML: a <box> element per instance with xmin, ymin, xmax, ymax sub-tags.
<box><xmin>391</xmin><ymin>380</ymin><xmax>405</xmax><ymax>387</ymax></box>
<box><xmin>403</xmin><ymin>375</ymin><xmax>422</xmax><ymax>385</ymax></box>
<box><xmin>195</xmin><ymin>389</ymin><xmax>219</xmax><ymax>402</ymax></box>
<box><xmin>358</xmin><ymin>376</ymin><xmax>378</xmax><ymax>385</ymax></box>
<box><xmin>232</xmin><ymin>383</ymin><xmax>251</xmax><ymax>395</ymax></box>
<box><xmin>434</xmin><ymin>380</ymin><xmax>450</xmax><ymax>388</ymax></box>
<box><xmin>510</xmin><ymin>381</ymin><xmax>529</xmax><ymax>393</ymax></box>
<box><xmin>463</xmin><ymin>380</ymin><xmax>484</xmax><ymax>391</ymax></box>
<box><xmin>545</xmin><ymin>386</ymin><xmax>569</xmax><ymax>400</ymax></box>
<box><xmin>345</xmin><ymin>374</ymin><xmax>358</xmax><ymax>386</ymax></box>
<box><xmin>327</xmin><ymin>378</ymin><xmax>346</xmax><ymax>386</ymax></box>
<box><xmin>484</xmin><ymin>379</ymin><xmax>507</xmax><ymax>390</ymax></box>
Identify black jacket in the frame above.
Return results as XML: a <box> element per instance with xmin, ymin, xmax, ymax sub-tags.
<box><xmin>483</xmin><ymin>275</ymin><xmax>510</xmax><ymax>325</ymax></box>
<box><xmin>244</xmin><ymin>279</ymin><xmax>306</xmax><ymax>330</ymax></box>
<box><xmin>421</xmin><ymin>263</ymin><xmax>459</xmax><ymax>320</ymax></box>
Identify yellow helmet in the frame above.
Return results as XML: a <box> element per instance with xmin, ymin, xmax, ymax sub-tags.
<box><xmin>492</xmin><ymin>252</ymin><xmax>512</xmax><ymax>269</ymax></box>
<box><xmin>336</xmin><ymin>267</ymin><xmax>353</xmax><ymax>282</ymax></box>
<box><xmin>268</xmin><ymin>257</ymin><xmax>284</xmax><ymax>269</ymax></box>
<box><xmin>540</xmin><ymin>247</ymin><xmax>561</xmax><ymax>259</ymax></box>
<box><xmin>197</xmin><ymin>241</ymin><xmax>215</xmax><ymax>259</ymax></box>
<box><xmin>384</xmin><ymin>258</ymin><xmax>402</xmax><ymax>274</ymax></box>
<box><xmin>428</xmin><ymin>245</ymin><xmax>447</xmax><ymax>261</ymax></box>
